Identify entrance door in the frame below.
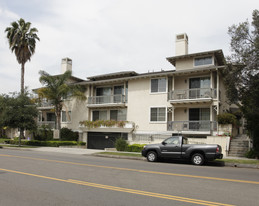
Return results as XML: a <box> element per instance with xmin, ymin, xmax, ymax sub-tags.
<box><xmin>189</xmin><ymin>108</ymin><xmax>210</xmax><ymax>131</ymax></box>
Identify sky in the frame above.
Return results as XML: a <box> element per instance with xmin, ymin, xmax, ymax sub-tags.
<box><xmin>0</xmin><ymin>0</ymin><xmax>258</xmax><ymax>94</ymax></box>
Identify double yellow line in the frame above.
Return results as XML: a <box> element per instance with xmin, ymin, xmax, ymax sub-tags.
<box><xmin>1</xmin><ymin>154</ymin><xmax>259</xmax><ymax>185</ymax></box>
<box><xmin>0</xmin><ymin>168</ymin><xmax>234</xmax><ymax>206</ymax></box>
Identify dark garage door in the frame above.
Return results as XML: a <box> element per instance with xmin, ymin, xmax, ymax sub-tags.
<box><xmin>87</xmin><ymin>132</ymin><xmax>128</xmax><ymax>149</ymax></box>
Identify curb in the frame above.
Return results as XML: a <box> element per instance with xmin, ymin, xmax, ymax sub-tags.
<box><xmin>93</xmin><ymin>154</ymin><xmax>146</xmax><ymax>161</ymax></box>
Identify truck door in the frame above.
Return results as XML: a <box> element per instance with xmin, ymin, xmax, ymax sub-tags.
<box><xmin>160</xmin><ymin>137</ymin><xmax>181</xmax><ymax>158</ymax></box>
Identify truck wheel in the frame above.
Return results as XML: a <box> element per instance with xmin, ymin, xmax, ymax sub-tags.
<box><xmin>191</xmin><ymin>153</ymin><xmax>204</xmax><ymax>165</ymax></box>
<box><xmin>147</xmin><ymin>151</ymin><xmax>158</xmax><ymax>162</ymax></box>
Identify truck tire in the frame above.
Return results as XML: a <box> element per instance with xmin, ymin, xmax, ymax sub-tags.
<box><xmin>147</xmin><ymin>151</ymin><xmax>158</xmax><ymax>162</ymax></box>
<box><xmin>191</xmin><ymin>153</ymin><xmax>204</xmax><ymax>165</ymax></box>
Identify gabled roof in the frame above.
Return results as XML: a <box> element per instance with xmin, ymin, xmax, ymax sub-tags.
<box><xmin>166</xmin><ymin>49</ymin><xmax>226</xmax><ymax>66</ymax></box>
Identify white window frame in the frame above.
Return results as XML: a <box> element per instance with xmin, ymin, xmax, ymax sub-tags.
<box><xmin>61</xmin><ymin>111</ymin><xmax>71</xmax><ymax>123</ymax></box>
<box><xmin>149</xmin><ymin>106</ymin><xmax>167</xmax><ymax>123</ymax></box>
<box><xmin>193</xmin><ymin>56</ymin><xmax>214</xmax><ymax>67</ymax></box>
<box><xmin>150</xmin><ymin>77</ymin><xmax>167</xmax><ymax>94</ymax></box>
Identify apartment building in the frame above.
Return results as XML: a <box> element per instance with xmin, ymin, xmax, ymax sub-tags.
<box><xmin>37</xmin><ymin>33</ymin><xmax>232</xmax><ymax>150</ymax></box>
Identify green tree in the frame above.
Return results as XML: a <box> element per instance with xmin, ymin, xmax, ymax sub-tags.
<box><xmin>223</xmin><ymin>10</ymin><xmax>259</xmax><ymax>151</ymax></box>
<box><xmin>0</xmin><ymin>92</ymin><xmax>38</xmax><ymax>146</ymax></box>
<box><xmin>38</xmin><ymin>70</ymin><xmax>86</xmax><ymax>136</ymax></box>
<box><xmin>5</xmin><ymin>18</ymin><xmax>40</xmax><ymax>95</ymax></box>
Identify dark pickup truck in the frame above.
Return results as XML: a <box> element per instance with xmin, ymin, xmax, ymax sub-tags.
<box><xmin>141</xmin><ymin>136</ymin><xmax>223</xmax><ymax>165</ymax></box>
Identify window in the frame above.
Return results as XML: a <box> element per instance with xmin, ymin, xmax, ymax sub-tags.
<box><xmin>47</xmin><ymin>113</ymin><xmax>55</xmax><ymax>121</ymax></box>
<box><xmin>194</xmin><ymin>56</ymin><xmax>213</xmax><ymax>67</ymax></box>
<box><xmin>62</xmin><ymin>111</ymin><xmax>71</xmax><ymax>122</ymax></box>
<box><xmin>110</xmin><ymin>109</ymin><xmax>127</xmax><ymax>121</ymax></box>
<box><xmin>151</xmin><ymin>78</ymin><xmax>167</xmax><ymax>93</ymax></box>
<box><xmin>150</xmin><ymin>107</ymin><xmax>166</xmax><ymax>122</ymax></box>
<box><xmin>189</xmin><ymin>77</ymin><xmax>210</xmax><ymax>98</ymax></box>
<box><xmin>92</xmin><ymin>111</ymin><xmax>107</xmax><ymax>121</ymax></box>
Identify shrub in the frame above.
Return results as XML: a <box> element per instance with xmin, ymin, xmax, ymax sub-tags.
<box><xmin>126</xmin><ymin>144</ymin><xmax>146</xmax><ymax>152</ymax></box>
<box><xmin>217</xmin><ymin>113</ymin><xmax>237</xmax><ymax>125</ymax></box>
<box><xmin>115</xmin><ymin>138</ymin><xmax>128</xmax><ymax>151</ymax></box>
<box><xmin>60</xmin><ymin>127</ymin><xmax>79</xmax><ymax>141</ymax></box>
<box><xmin>33</xmin><ymin>125</ymin><xmax>53</xmax><ymax>141</ymax></box>
<box><xmin>245</xmin><ymin>149</ymin><xmax>259</xmax><ymax>159</ymax></box>
<box><xmin>6</xmin><ymin>140</ymin><xmax>81</xmax><ymax>147</ymax></box>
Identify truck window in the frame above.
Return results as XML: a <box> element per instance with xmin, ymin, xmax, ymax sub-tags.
<box><xmin>182</xmin><ymin>138</ymin><xmax>188</xmax><ymax>144</ymax></box>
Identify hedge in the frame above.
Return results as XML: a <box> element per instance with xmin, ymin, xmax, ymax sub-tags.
<box><xmin>3</xmin><ymin>139</ymin><xmax>86</xmax><ymax>147</ymax></box>
<box><xmin>126</xmin><ymin>144</ymin><xmax>146</xmax><ymax>152</ymax></box>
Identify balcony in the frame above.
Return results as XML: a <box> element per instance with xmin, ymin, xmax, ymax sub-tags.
<box><xmin>168</xmin><ymin>88</ymin><xmax>217</xmax><ymax>104</ymax></box>
<box><xmin>167</xmin><ymin>121</ymin><xmax>217</xmax><ymax>135</ymax></box>
<box><xmin>37</xmin><ymin>121</ymin><xmax>55</xmax><ymax>129</ymax></box>
<box><xmin>87</xmin><ymin>94</ymin><xmax>126</xmax><ymax>108</ymax></box>
<box><xmin>36</xmin><ymin>100</ymin><xmax>54</xmax><ymax>109</ymax></box>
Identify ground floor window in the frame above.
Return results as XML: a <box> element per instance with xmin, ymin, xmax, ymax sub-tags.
<box><xmin>92</xmin><ymin>109</ymin><xmax>127</xmax><ymax>121</ymax></box>
<box><xmin>150</xmin><ymin>107</ymin><xmax>166</xmax><ymax>122</ymax></box>
<box><xmin>189</xmin><ymin>108</ymin><xmax>210</xmax><ymax>130</ymax></box>
<box><xmin>62</xmin><ymin>111</ymin><xmax>71</xmax><ymax>122</ymax></box>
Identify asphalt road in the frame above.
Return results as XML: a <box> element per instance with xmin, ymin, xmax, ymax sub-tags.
<box><xmin>0</xmin><ymin>149</ymin><xmax>258</xmax><ymax>206</ymax></box>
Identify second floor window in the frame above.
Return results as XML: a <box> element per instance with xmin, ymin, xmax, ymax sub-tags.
<box><xmin>151</xmin><ymin>78</ymin><xmax>167</xmax><ymax>93</ymax></box>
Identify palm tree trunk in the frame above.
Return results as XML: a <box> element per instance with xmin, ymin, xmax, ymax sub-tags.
<box><xmin>21</xmin><ymin>63</ymin><xmax>25</xmax><ymax>94</ymax></box>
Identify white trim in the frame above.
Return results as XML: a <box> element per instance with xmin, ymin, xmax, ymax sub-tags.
<box><xmin>61</xmin><ymin>111</ymin><xmax>72</xmax><ymax>123</ymax></box>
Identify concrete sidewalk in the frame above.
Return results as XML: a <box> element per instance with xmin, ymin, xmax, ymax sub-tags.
<box><xmin>1</xmin><ymin>145</ymin><xmax>103</xmax><ymax>155</ymax></box>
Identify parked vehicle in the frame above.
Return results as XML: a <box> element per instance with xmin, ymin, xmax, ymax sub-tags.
<box><xmin>141</xmin><ymin>136</ymin><xmax>223</xmax><ymax>165</ymax></box>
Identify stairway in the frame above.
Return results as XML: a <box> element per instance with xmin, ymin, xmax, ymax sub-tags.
<box><xmin>228</xmin><ymin>135</ymin><xmax>250</xmax><ymax>157</ymax></box>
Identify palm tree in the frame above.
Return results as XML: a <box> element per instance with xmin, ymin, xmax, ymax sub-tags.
<box><xmin>38</xmin><ymin>70</ymin><xmax>86</xmax><ymax>137</ymax></box>
<box><xmin>5</xmin><ymin>18</ymin><xmax>40</xmax><ymax>94</ymax></box>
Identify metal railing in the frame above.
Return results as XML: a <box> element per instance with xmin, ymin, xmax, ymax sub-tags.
<box><xmin>88</xmin><ymin>94</ymin><xmax>126</xmax><ymax>105</ymax></box>
<box><xmin>37</xmin><ymin>121</ymin><xmax>55</xmax><ymax>129</ymax></box>
<box><xmin>167</xmin><ymin>121</ymin><xmax>217</xmax><ymax>132</ymax></box>
<box><xmin>168</xmin><ymin>88</ymin><xmax>217</xmax><ymax>100</ymax></box>
<box><xmin>37</xmin><ymin>100</ymin><xmax>54</xmax><ymax>107</ymax></box>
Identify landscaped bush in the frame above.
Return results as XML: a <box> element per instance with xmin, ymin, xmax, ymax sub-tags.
<box><xmin>60</xmin><ymin>127</ymin><xmax>79</xmax><ymax>141</ymax></box>
<box><xmin>245</xmin><ymin>149</ymin><xmax>259</xmax><ymax>159</ymax></box>
<box><xmin>217</xmin><ymin>113</ymin><xmax>237</xmax><ymax>125</ymax></box>
<box><xmin>4</xmin><ymin>139</ymin><xmax>85</xmax><ymax>147</ymax></box>
<box><xmin>115</xmin><ymin>138</ymin><xmax>128</xmax><ymax>151</ymax></box>
<box><xmin>126</xmin><ymin>144</ymin><xmax>146</xmax><ymax>152</ymax></box>
<box><xmin>33</xmin><ymin>125</ymin><xmax>53</xmax><ymax>141</ymax></box>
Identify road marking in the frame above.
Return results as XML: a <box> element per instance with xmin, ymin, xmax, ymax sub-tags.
<box><xmin>1</xmin><ymin>154</ymin><xmax>259</xmax><ymax>185</ymax></box>
<box><xmin>0</xmin><ymin>168</ymin><xmax>234</xmax><ymax>206</ymax></box>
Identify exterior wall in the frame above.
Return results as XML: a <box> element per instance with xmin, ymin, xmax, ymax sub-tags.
<box><xmin>127</xmin><ymin>78</ymin><xmax>170</xmax><ymax>133</ymax></box>
<box><xmin>174</xmin><ymin>76</ymin><xmax>188</xmax><ymax>90</ymax></box>
<box><xmin>175</xmin><ymin>58</ymin><xmax>193</xmax><ymax>70</ymax></box>
<box><xmin>61</xmin><ymin>97</ymin><xmax>88</xmax><ymax>132</ymax></box>
<box><xmin>218</xmin><ymin>71</ymin><xmax>230</xmax><ymax>113</ymax></box>
<box><xmin>174</xmin><ymin>108</ymin><xmax>187</xmax><ymax>121</ymax></box>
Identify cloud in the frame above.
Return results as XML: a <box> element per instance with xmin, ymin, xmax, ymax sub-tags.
<box><xmin>0</xmin><ymin>0</ymin><xmax>258</xmax><ymax>94</ymax></box>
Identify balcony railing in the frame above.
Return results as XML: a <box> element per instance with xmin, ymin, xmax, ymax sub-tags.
<box><xmin>167</xmin><ymin>121</ymin><xmax>217</xmax><ymax>132</ymax></box>
<box><xmin>37</xmin><ymin>100</ymin><xmax>54</xmax><ymax>108</ymax></box>
<box><xmin>37</xmin><ymin>121</ymin><xmax>55</xmax><ymax>129</ymax></box>
<box><xmin>88</xmin><ymin>94</ymin><xmax>126</xmax><ymax>105</ymax></box>
<box><xmin>168</xmin><ymin>88</ymin><xmax>217</xmax><ymax>100</ymax></box>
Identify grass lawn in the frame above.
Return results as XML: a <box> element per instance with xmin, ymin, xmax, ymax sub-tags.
<box><xmin>0</xmin><ymin>144</ymin><xmax>39</xmax><ymax>148</ymax></box>
<box><xmin>216</xmin><ymin>159</ymin><xmax>259</xmax><ymax>165</ymax></box>
<box><xmin>98</xmin><ymin>152</ymin><xmax>142</xmax><ymax>157</ymax></box>
<box><xmin>98</xmin><ymin>152</ymin><xmax>259</xmax><ymax>165</ymax></box>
